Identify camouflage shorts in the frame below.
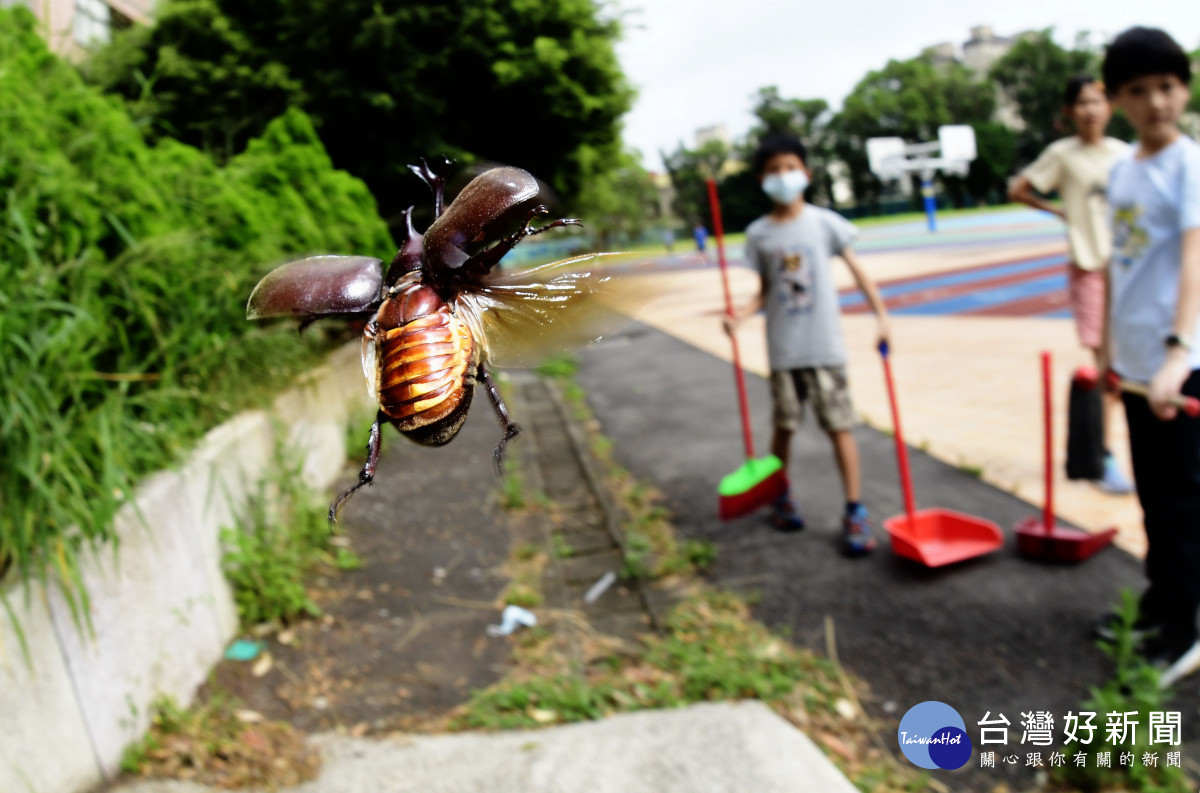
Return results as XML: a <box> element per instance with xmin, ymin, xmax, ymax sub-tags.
<box><xmin>770</xmin><ymin>366</ymin><xmax>856</xmax><ymax>433</ymax></box>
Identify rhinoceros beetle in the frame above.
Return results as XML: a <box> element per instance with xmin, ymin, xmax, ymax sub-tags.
<box><xmin>248</xmin><ymin>160</ymin><xmax>606</xmax><ymax>522</ymax></box>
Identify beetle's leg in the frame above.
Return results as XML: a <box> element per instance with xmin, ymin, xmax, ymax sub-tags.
<box><xmin>328</xmin><ymin>411</ymin><xmax>385</xmax><ymax>524</ymax></box>
<box><xmin>478</xmin><ymin>364</ymin><xmax>521</xmax><ymax>475</ymax></box>
<box><xmin>408</xmin><ymin>157</ymin><xmax>452</xmax><ymax>218</ymax></box>
<box><xmin>461</xmin><ymin>205</ymin><xmax>583</xmax><ymax>277</ymax></box>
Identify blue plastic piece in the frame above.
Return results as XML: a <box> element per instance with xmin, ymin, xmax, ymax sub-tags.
<box><xmin>224</xmin><ymin>639</ymin><xmax>263</xmax><ymax>661</ymax></box>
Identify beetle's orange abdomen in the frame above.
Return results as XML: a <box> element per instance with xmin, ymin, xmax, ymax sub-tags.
<box><xmin>375</xmin><ymin>282</ymin><xmax>475</xmax><ymax>442</ymax></box>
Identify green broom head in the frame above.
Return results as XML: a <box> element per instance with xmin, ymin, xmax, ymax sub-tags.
<box><xmin>719</xmin><ymin>454</ymin><xmax>784</xmax><ymax>497</ymax></box>
<box><xmin>718</xmin><ymin>454</ymin><xmax>787</xmax><ymax>520</ymax></box>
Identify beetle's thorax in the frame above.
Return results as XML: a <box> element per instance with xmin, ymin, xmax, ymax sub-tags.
<box><xmin>372</xmin><ymin>277</ymin><xmax>476</xmax><ymax>437</ymax></box>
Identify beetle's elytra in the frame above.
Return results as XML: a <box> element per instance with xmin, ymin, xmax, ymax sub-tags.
<box><xmin>247</xmin><ymin>160</ymin><xmax>609</xmax><ymax>522</ymax></box>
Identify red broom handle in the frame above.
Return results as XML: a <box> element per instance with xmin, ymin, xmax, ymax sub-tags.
<box><xmin>879</xmin><ymin>342</ymin><xmax>916</xmax><ymax>521</ymax></box>
<box><xmin>1042</xmin><ymin>351</ymin><xmax>1054</xmax><ymax>533</ymax></box>
<box><xmin>707</xmin><ymin>178</ymin><xmax>756</xmax><ymax>460</ymax></box>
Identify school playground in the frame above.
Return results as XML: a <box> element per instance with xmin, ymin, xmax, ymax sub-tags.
<box><xmin>616</xmin><ymin>207</ymin><xmax>1145</xmax><ymax>557</ymax></box>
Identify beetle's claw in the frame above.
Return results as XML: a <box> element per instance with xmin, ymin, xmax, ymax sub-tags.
<box><xmin>522</xmin><ymin>205</ymin><xmax>581</xmax><ymax>237</ymax></box>
<box><xmin>520</xmin><ymin>204</ymin><xmax>550</xmax><ymax>234</ymax></box>
<box><xmin>327</xmin><ymin>470</ymin><xmax>374</xmax><ymax>525</ymax></box>
<box><xmin>492</xmin><ymin>423</ymin><xmax>521</xmax><ymax>476</ymax></box>
<box><xmin>530</xmin><ymin>217</ymin><xmax>582</xmax><ymax>236</ymax></box>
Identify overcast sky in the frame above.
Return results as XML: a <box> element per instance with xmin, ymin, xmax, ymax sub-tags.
<box><xmin>614</xmin><ymin>0</ymin><xmax>1200</xmax><ymax>172</ymax></box>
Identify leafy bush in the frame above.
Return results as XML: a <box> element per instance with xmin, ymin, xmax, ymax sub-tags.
<box><xmin>0</xmin><ymin>6</ymin><xmax>391</xmax><ymax>606</ymax></box>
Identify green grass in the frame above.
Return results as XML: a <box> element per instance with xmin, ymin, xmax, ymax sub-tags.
<box><xmin>220</xmin><ymin>442</ymin><xmax>361</xmax><ymax>627</ymax></box>
<box><xmin>456</xmin><ymin>590</ymin><xmax>839</xmax><ymax>730</ymax></box>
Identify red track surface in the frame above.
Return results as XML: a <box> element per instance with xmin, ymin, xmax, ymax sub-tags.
<box><xmin>841</xmin><ymin>262</ymin><xmax>1066</xmax><ymax>315</ymax></box>
<box><xmin>960</xmin><ymin>289</ymin><xmax>1072</xmax><ymax>317</ymax></box>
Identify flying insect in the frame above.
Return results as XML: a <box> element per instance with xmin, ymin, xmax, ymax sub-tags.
<box><xmin>246</xmin><ymin>161</ymin><xmax>613</xmax><ymax>522</ymax></box>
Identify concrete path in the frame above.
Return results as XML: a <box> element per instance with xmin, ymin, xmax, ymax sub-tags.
<box><xmin>106</xmin><ymin>701</ymin><xmax>857</xmax><ymax>793</ymax></box>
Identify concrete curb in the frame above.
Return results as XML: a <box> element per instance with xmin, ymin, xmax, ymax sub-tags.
<box><xmin>107</xmin><ymin>701</ymin><xmax>859</xmax><ymax>793</ymax></box>
<box><xmin>0</xmin><ymin>343</ymin><xmax>372</xmax><ymax>793</ymax></box>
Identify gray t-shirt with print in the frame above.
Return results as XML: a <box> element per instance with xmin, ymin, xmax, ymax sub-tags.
<box><xmin>744</xmin><ymin>206</ymin><xmax>857</xmax><ymax>371</ymax></box>
<box><xmin>1107</xmin><ymin>134</ymin><xmax>1200</xmax><ymax>382</ymax></box>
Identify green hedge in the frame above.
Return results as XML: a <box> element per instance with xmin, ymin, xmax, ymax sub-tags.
<box><xmin>0</xmin><ymin>7</ymin><xmax>392</xmax><ymax>606</ymax></box>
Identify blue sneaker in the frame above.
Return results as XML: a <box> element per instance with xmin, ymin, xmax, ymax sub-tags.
<box><xmin>841</xmin><ymin>505</ymin><xmax>877</xmax><ymax>557</ymax></box>
<box><xmin>770</xmin><ymin>493</ymin><xmax>805</xmax><ymax>532</ymax></box>
<box><xmin>1097</xmin><ymin>454</ymin><xmax>1134</xmax><ymax>495</ymax></box>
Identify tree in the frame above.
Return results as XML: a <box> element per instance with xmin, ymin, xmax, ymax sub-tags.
<box><xmin>1191</xmin><ymin>46</ymin><xmax>1200</xmax><ymax>114</ymax></box>
<box><xmin>84</xmin><ymin>0</ymin><xmax>633</xmax><ymax>237</ymax></box>
<box><xmin>949</xmin><ymin>121</ymin><xmax>1017</xmax><ymax>205</ymax></box>
<box><xmin>0</xmin><ymin>5</ymin><xmax>392</xmax><ymax>588</ymax></box>
<box><xmin>831</xmin><ymin>54</ymin><xmax>996</xmax><ymax>207</ymax></box>
<box><xmin>661</xmin><ymin>138</ymin><xmax>730</xmax><ymax>229</ymax></box>
<box><xmin>988</xmin><ymin>30</ymin><xmax>1095</xmax><ymax>164</ymax></box>
<box><xmin>573</xmin><ymin>148</ymin><xmax>659</xmax><ymax>247</ymax></box>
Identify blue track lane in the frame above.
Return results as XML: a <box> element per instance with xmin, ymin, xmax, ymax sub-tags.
<box><xmin>839</xmin><ymin>254</ymin><xmax>1068</xmax><ymax>309</ymax></box>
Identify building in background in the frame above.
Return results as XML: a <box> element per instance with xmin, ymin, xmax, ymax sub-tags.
<box><xmin>694</xmin><ymin>124</ymin><xmax>731</xmax><ymax>150</ymax></box>
<box><xmin>923</xmin><ymin>25</ymin><xmax>1031</xmax><ymax>131</ymax></box>
<box><xmin>961</xmin><ymin>25</ymin><xmax>1020</xmax><ymax>74</ymax></box>
<box><xmin>2</xmin><ymin>0</ymin><xmax>154</xmax><ymax>58</ymax></box>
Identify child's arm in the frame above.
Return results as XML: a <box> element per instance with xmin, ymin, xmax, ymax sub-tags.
<box><xmin>841</xmin><ymin>247</ymin><xmax>891</xmax><ymax>347</ymax></box>
<box><xmin>1008</xmin><ymin>175</ymin><xmax>1066</xmax><ymax>220</ymax></box>
<box><xmin>1148</xmin><ymin>227</ymin><xmax>1200</xmax><ymax>419</ymax></box>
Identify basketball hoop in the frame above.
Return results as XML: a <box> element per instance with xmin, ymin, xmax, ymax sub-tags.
<box><xmin>865</xmin><ymin>125</ymin><xmax>977</xmax><ymax>232</ymax></box>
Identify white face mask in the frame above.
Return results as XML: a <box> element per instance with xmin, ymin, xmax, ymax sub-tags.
<box><xmin>761</xmin><ymin>170</ymin><xmax>810</xmax><ymax>205</ymax></box>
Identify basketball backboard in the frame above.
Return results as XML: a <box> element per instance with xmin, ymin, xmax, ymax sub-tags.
<box><xmin>938</xmin><ymin>125</ymin><xmax>977</xmax><ymax>163</ymax></box>
<box><xmin>866</xmin><ymin>136</ymin><xmax>906</xmax><ymax>180</ymax></box>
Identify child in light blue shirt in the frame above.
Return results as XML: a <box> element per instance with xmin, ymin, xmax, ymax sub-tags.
<box><xmin>1098</xmin><ymin>26</ymin><xmax>1200</xmax><ymax>688</ymax></box>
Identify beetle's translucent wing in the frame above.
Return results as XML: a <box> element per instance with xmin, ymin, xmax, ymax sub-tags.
<box><xmin>454</xmin><ymin>253</ymin><xmax>640</xmax><ymax>369</ymax></box>
<box><xmin>247</xmin><ymin>255</ymin><xmax>383</xmax><ymax>319</ymax></box>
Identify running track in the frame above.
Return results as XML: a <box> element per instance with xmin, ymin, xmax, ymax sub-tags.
<box><xmin>839</xmin><ymin>251</ymin><xmax>1072</xmax><ymax>318</ymax></box>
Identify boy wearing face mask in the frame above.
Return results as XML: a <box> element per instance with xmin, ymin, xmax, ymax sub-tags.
<box><xmin>723</xmin><ymin>134</ymin><xmax>890</xmax><ymax>556</ymax></box>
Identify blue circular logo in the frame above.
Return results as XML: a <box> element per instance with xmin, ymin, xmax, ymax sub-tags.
<box><xmin>897</xmin><ymin>701</ymin><xmax>972</xmax><ymax>770</ymax></box>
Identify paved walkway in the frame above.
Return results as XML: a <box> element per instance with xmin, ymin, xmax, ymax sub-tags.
<box><xmin>574</xmin><ymin>319</ymin><xmax>1198</xmax><ymax>793</ymax></box>
<box><xmin>101</xmin><ymin>378</ymin><xmax>862</xmax><ymax>792</ymax></box>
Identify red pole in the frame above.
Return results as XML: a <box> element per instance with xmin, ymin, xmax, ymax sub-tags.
<box><xmin>707</xmin><ymin>178</ymin><xmax>756</xmax><ymax>460</ymax></box>
<box><xmin>1042</xmin><ymin>351</ymin><xmax>1054</xmax><ymax>533</ymax></box>
<box><xmin>880</xmin><ymin>343</ymin><xmax>916</xmax><ymax>521</ymax></box>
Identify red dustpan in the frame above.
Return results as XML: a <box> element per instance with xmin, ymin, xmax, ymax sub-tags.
<box><xmin>1015</xmin><ymin>352</ymin><xmax>1117</xmax><ymax>562</ymax></box>
<box><xmin>878</xmin><ymin>341</ymin><xmax>1004</xmax><ymax>567</ymax></box>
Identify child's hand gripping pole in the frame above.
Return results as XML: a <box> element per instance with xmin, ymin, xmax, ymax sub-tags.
<box><xmin>1073</xmin><ymin>366</ymin><xmax>1200</xmax><ymax>417</ymax></box>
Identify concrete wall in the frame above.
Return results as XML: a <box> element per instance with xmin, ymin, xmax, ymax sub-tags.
<box><xmin>0</xmin><ymin>343</ymin><xmax>372</xmax><ymax>793</ymax></box>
